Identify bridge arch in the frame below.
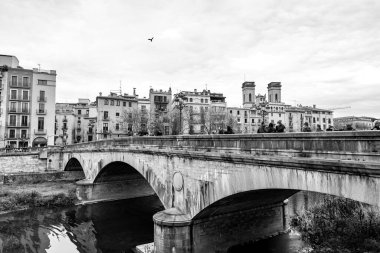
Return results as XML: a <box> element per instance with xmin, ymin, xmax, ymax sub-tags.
<box><xmin>64</xmin><ymin>157</ymin><xmax>84</xmax><ymax>172</ymax></box>
<box><xmin>88</xmin><ymin>160</ymin><xmax>168</xmax><ymax>208</ymax></box>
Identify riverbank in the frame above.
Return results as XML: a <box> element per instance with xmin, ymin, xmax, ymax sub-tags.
<box><xmin>291</xmin><ymin>196</ymin><xmax>380</xmax><ymax>253</ymax></box>
<box><xmin>0</xmin><ymin>181</ymin><xmax>78</xmax><ymax>214</ymax></box>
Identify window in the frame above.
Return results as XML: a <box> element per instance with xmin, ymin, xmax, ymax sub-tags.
<box><xmin>205</xmin><ymin>99</ymin><xmax>208</xmax><ymax>103</ymax></box>
<box><xmin>313</xmin><ymin>117</ymin><xmax>316</xmax><ymax>123</ymax></box>
<box><xmin>110</xmin><ymin>100</ymin><xmax>114</xmax><ymax>106</ymax></box>
<box><xmin>10</xmin><ymin>102</ymin><xmax>16</xmax><ymax>112</ymax></box>
<box><xmin>123</xmin><ymin>102</ymin><xmax>126</xmax><ymax>107</ymax></box>
<box><xmin>328</xmin><ymin>119</ymin><xmax>331</xmax><ymax>124</ymax></box>
<box><xmin>244</xmin><ymin>118</ymin><xmax>248</xmax><ymax>123</ymax></box>
<box><xmin>116</xmin><ymin>112</ymin><xmax>120</xmax><ymax>117</ymax></box>
<box><xmin>9</xmin><ymin>129</ymin><xmax>15</xmax><ymax>138</ymax></box>
<box><xmin>21</xmin><ymin>130</ymin><xmax>27</xmax><ymax>138</ymax></box>
<box><xmin>201</xmin><ymin>99</ymin><xmax>204</xmax><ymax>103</ymax></box>
<box><xmin>230</xmin><ymin>110</ymin><xmax>232</xmax><ymax>114</ymax></box>
<box><xmin>116</xmin><ymin>123</ymin><xmax>120</xmax><ymax>130</ymax></box>
<box><xmin>11</xmin><ymin>76</ymin><xmax>17</xmax><ymax>86</ymax></box>
<box><xmin>269</xmin><ymin>94</ymin><xmax>272</xmax><ymax>102</ymax></box>
<box><xmin>22</xmin><ymin>103</ymin><xmax>28</xmax><ymax>113</ymax></box>
<box><xmin>244</xmin><ymin>111</ymin><xmax>247</xmax><ymax>117</ymax></box>
<box><xmin>279</xmin><ymin>113</ymin><xmax>281</xmax><ymax>117</ymax></box>
<box><xmin>104</xmin><ymin>99</ymin><xmax>109</xmax><ymax>105</ymax></box>
<box><xmin>129</xmin><ymin>102</ymin><xmax>132</xmax><ymax>107</ymax></box>
<box><xmin>22</xmin><ymin>77</ymin><xmax>29</xmax><ymax>87</ymax></box>
<box><xmin>9</xmin><ymin>115</ymin><xmax>16</xmax><ymax>126</ymax></box>
<box><xmin>237</xmin><ymin>118</ymin><xmax>240</xmax><ymax>123</ymax></box>
<box><xmin>323</xmin><ymin>118</ymin><xmax>326</xmax><ymax>123</ymax></box>
<box><xmin>38</xmin><ymin>117</ymin><xmax>44</xmax><ymax>130</ymax></box>
<box><xmin>38</xmin><ymin>80</ymin><xmax>47</xmax><ymax>85</ymax></box>
<box><xmin>252</xmin><ymin>119</ymin><xmax>255</xmax><ymax>123</ymax></box>
<box><xmin>237</xmin><ymin>111</ymin><xmax>240</xmax><ymax>115</ymax></box>
<box><xmin>275</xmin><ymin>94</ymin><xmax>278</xmax><ymax>102</ymax></box>
<box><xmin>10</xmin><ymin>90</ymin><xmax>17</xmax><ymax>99</ymax></box>
<box><xmin>22</xmin><ymin>90</ymin><xmax>28</xmax><ymax>100</ymax></box>
<box><xmin>39</xmin><ymin>90</ymin><xmax>45</xmax><ymax>102</ymax></box>
<box><xmin>78</xmin><ymin>110</ymin><xmax>82</xmax><ymax>115</ymax></box>
<box><xmin>103</xmin><ymin>111</ymin><xmax>108</xmax><ymax>119</ymax></box>
<box><xmin>190</xmin><ymin>98</ymin><xmax>193</xmax><ymax>102</ymax></box>
<box><xmin>117</xmin><ymin>100</ymin><xmax>120</xmax><ymax>106</ymax></box>
<box><xmin>21</xmin><ymin>116</ymin><xmax>28</xmax><ymax>126</ymax></box>
<box><xmin>103</xmin><ymin>123</ymin><xmax>108</xmax><ymax>132</ymax></box>
<box><xmin>38</xmin><ymin>103</ymin><xmax>45</xmax><ymax>113</ymax></box>
<box><xmin>249</xmin><ymin>93</ymin><xmax>252</xmax><ymax>102</ymax></box>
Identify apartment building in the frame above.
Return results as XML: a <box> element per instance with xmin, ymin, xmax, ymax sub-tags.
<box><xmin>0</xmin><ymin>55</ymin><xmax>56</xmax><ymax>148</ymax></box>
<box><xmin>55</xmin><ymin>99</ymin><xmax>97</xmax><ymax>145</ymax></box>
<box><xmin>149</xmin><ymin>88</ymin><xmax>172</xmax><ymax>135</ymax></box>
<box><xmin>96</xmin><ymin>92</ymin><xmax>138</xmax><ymax>139</ymax></box>
<box><xmin>174</xmin><ymin>89</ymin><xmax>227</xmax><ymax>134</ymax></box>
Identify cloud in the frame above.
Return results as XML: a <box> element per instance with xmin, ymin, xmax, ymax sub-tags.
<box><xmin>0</xmin><ymin>0</ymin><xmax>379</xmax><ymax>117</ymax></box>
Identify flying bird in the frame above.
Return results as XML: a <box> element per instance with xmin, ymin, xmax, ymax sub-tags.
<box><xmin>148</xmin><ymin>37</ymin><xmax>154</xmax><ymax>42</ymax></box>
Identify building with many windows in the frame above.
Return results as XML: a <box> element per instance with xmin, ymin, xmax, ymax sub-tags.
<box><xmin>96</xmin><ymin>92</ymin><xmax>138</xmax><ymax>139</ymax></box>
<box><xmin>55</xmin><ymin>99</ymin><xmax>97</xmax><ymax>145</ymax></box>
<box><xmin>333</xmin><ymin>116</ymin><xmax>376</xmax><ymax>130</ymax></box>
<box><xmin>0</xmin><ymin>55</ymin><xmax>56</xmax><ymax>148</ymax></box>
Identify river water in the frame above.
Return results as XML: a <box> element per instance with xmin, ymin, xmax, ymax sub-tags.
<box><xmin>0</xmin><ymin>194</ymin><xmax>311</xmax><ymax>253</ymax></box>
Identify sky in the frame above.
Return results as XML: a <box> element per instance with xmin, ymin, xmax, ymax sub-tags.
<box><xmin>1</xmin><ymin>0</ymin><xmax>379</xmax><ymax>118</ymax></box>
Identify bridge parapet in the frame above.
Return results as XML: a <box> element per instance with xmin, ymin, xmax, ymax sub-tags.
<box><xmin>60</xmin><ymin>131</ymin><xmax>380</xmax><ymax>162</ymax></box>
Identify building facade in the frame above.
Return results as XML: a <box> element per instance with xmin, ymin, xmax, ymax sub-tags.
<box><xmin>334</xmin><ymin>116</ymin><xmax>376</xmax><ymax>130</ymax></box>
<box><xmin>0</xmin><ymin>55</ymin><xmax>56</xmax><ymax>148</ymax></box>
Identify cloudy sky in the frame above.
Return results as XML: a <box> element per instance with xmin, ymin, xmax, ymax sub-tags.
<box><xmin>1</xmin><ymin>0</ymin><xmax>379</xmax><ymax>117</ymax></box>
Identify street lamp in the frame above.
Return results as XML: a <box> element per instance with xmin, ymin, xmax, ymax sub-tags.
<box><xmin>173</xmin><ymin>93</ymin><xmax>187</xmax><ymax>135</ymax></box>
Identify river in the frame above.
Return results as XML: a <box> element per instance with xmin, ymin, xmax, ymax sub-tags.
<box><xmin>0</xmin><ymin>193</ymin><xmax>314</xmax><ymax>253</ymax></box>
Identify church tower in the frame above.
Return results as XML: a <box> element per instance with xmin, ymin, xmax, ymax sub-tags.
<box><xmin>242</xmin><ymin>81</ymin><xmax>255</xmax><ymax>108</ymax></box>
<box><xmin>267</xmin><ymin>82</ymin><xmax>282</xmax><ymax>103</ymax></box>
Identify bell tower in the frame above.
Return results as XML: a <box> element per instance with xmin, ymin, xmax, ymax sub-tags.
<box><xmin>267</xmin><ymin>82</ymin><xmax>282</xmax><ymax>103</ymax></box>
<box><xmin>242</xmin><ymin>81</ymin><xmax>255</xmax><ymax>108</ymax></box>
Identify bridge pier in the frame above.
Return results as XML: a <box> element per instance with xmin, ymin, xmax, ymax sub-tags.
<box><xmin>76</xmin><ymin>178</ymin><xmax>155</xmax><ymax>203</ymax></box>
<box><xmin>153</xmin><ymin>201</ymin><xmax>289</xmax><ymax>253</ymax></box>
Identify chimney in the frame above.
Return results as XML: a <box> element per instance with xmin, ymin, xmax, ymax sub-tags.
<box><xmin>313</xmin><ymin>104</ymin><xmax>316</xmax><ymax>108</ymax></box>
<box><xmin>133</xmin><ymin>88</ymin><xmax>136</xmax><ymax>96</ymax></box>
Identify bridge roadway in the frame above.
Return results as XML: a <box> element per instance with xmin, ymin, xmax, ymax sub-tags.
<box><xmin>48</xmin><ymin>131</ymin><xmax>380</xmax><ymax>253</ymax></box>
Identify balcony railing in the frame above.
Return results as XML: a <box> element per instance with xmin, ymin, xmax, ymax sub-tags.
<box><xmin>37</xmin><ymin>96</ymin><xmax>47</xmax><ymax>102</ymax></box>
<box><xmin>5</xmin><ymin>133</ymin><xmax>30</xmax><ymax>139</ymax></box>
<box><xmin>9</xmin><ymin>95</ymin><xmax>30</xmax><ymax>101</ymax></box>
<box><xmin>9</xmin><ymin>81</ymin><xmax>31</xmax><ymax>88</ymax></box>
<box><xmin>8</xmin><ymin>107</ymin><xmax>30</xmax><ymax>114</ymax></box>
<box><xmin>34</xmin><ymin>129</ymin><xmax>47</xmax><ymax>135</ymax></box>
<box><xmin>6</xmin><ymin>122</ymin><xmax>30</xmax><ymax>127</ymax></box>
<box><xmin>36</xmin><ymin>109</ymin><xmax>46</xmax><ymax>115</ymax></box>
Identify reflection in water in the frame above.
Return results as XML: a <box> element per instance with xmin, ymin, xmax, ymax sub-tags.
<box><xmin>0</xmin><ymin>195</ymin><xmax>164</xmax><ymax>253</ymax></box>
<box><xmin>0</xmin><ymin>192</ymin><xmax>318</xmax><ymax>253</ymax></box>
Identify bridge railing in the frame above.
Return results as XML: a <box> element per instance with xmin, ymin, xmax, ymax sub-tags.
<box><xmin>59</xmin><ymin>131</ymin><xmax>380</xmax><ymax>162</ymax></box>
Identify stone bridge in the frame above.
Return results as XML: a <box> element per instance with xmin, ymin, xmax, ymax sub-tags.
<box><xmin>48</xmin><ymin>131</ymin><xmax>380</xmax><ymax>253</ymax></box>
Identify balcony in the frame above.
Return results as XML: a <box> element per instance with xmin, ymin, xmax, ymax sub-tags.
<box><xmin>9</xmin><ymin>95</ymin><xmax>30</xmax><ymax>101</ymax></box>
<box><xmin>5</xmin><ymin>133</ymin><xmax>30</xmax><ymax>140</ymax></box>
<box><xmin>9</xmin><ymin>81</ymin><xmax>31</xmax><ymax>88</ymax></box>
<box><xmin>36</xmin><ymin>109</ymin><xmax>46</xmax><ymax>115</ymax></box>
<box><xmin>102</xmin><ymin>116</ymin><xmax>110</xmax><ymax>121</ymax></box>
<box><xmin>37</xmin><ymin>96</ymin><xmax>47</xmax><ymax>102</ymax></box>
<box><xmin>8</xmin><ymin>107</ymin><xmax>30</xmax><ymax>114</ymax></box>
<box><xmin>34</xmin><ymin>129</ymin><xmax>47</xmax><ymax>135</ymax></box>
<box><xmin>6</xmin><ymin>122</ymin><xmax>30</xmax><ymax>128</ymax></box>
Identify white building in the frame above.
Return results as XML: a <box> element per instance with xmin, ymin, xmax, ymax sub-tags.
<box><xmin>0</xmin><ymin>55</ymin><xmax>56</xmax><ymax>148</ymax></box>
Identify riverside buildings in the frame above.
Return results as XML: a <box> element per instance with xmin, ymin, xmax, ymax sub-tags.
<box><xmin>0</xmin><ymin>55</ymin><xmax>56</xmax><ymax>148</ymax></box>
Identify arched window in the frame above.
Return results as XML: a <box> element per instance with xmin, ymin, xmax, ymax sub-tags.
<box><xmin>269</xmin><ymin>95</ymin><xmax>272</xmax><ymax>102</ymax></box>
<box><xmin>275</xmin><ymin>94</ymin><xmax>278</xmax><ymax>102</ymax></box>
<box><xmin>249</xmin><ymin>93</ymin><xmax>252</xmax><ymax>102</ymax></box>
